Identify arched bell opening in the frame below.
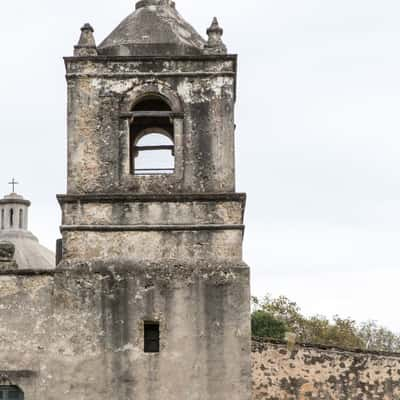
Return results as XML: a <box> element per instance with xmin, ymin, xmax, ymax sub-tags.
<box><xmin>130</xmin><ymin>95</ymin><xmax>176</xmax><ymax>175</ymax></box>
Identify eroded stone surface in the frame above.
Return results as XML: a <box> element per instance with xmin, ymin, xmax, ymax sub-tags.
<box><xmin>0</xmin><ymin>241</ymin><xmax>14</xmax><ymax>261</ymax></box>
<box><xmin>64</xmin><ymin>58</ymin><xmax>237</xmax><ymax>196</ymax></box>
<box><xmin>0</xmin><ymin>265</ymin><xmax>251</xmax><ymax>400</ymax></box>
<box><xmin>28</xmin><ymin>3</ymin><xmax>251</xmax><ymax>400</ymax></box>
<box><xmin>98</xmin><ymin>2</ymin><xmax>207</xmax><ymax>56</ymax></box>
<box><xmin>252</xmin><ymin>339</ymin><xmax>400</xmax><ymax>400</ymax></box>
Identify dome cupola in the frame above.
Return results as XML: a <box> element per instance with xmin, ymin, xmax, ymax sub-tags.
<box><xmin>0</xmin><ymin>184</ymin><xmax>54</xmax><ymax>270</ymax></box>
<box><xmin>97</xmin><ymin>0</ymin><xmax>208</xmax><ymax>56</ymax></box>
<box><xmin>0</xmin><ymin>192</ymin><xmax>30</xmax><ymax>231</ymax></box>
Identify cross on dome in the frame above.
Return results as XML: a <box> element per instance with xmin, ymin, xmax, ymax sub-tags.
<box><xmin>8</xmin><ymin>178</ymin><xmax>19</xmax><ymax>193</ymax></box>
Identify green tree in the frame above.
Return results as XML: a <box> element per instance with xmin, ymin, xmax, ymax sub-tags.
<box><xmin>252</xmin><ymin>293</ymin><xmax>400</xmax><ymax>352</ymax></box>
<box><xmin>258</xmin><ymin>295</ymin><xmax>306</xmax><ymax>338</ymax></box>
<box><xmin>302</xmin><ymin>315</ymin><xmax>330</xmax><ymax>343</ymax></box>
<box><xmin>251</xmin><ymin>310</ymin><xmax>287</xmax><ymax>339</ymax></box>
<box><xmin>304</xmin><ymin>316</ymin><xmax>364</xmax><ymax>349</ymax></box>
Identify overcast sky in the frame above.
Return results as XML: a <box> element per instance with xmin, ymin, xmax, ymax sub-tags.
<box><xmin>1</xmin><ymin>0</ymin><xmax>400</xmax><ymax>331</ymax></box>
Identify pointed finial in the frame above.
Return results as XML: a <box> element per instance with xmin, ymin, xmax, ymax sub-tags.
<box><xmin>207</xmin><ymin>17</ymin><xmax>223</xmax><ymax>36</ymax></box>
<box><xmin>136</xmin><ymin>0</ymin><xmax>175</xmax><ymax>9</ymax></box>
<box><xmin>205</xmin><ymin>17</ymin><xmax>227</xmax><ymax>55</ymax></box>
<box><xmin>74</xmin><ymin>23</ymin><xmax>98</xmax><ymax>56</ymax></box>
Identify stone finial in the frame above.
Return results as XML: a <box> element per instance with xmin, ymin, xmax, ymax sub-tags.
<box><xmin>136</xmin><ymin>0</ymin><xmax>175</xmax><ymax>9</ymax></box>
<box><xmin>0</xmin><ymin>241</ymin><xmax>18</xmax><ymax>270</ymax></box>
<box><xmin>205</xmin><ymin>17</ymin><xmax>227</xmax><ymax>55</ymax></box>
<box><xmin>74</xmin><ymin>23</ymin><xmax>98</xmax><ymax>57</ymax></box>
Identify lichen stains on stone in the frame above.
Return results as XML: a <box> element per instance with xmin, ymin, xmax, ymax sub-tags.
<box><xmin>252</xmin><ymin>339</ymin><xmax>400</xmax><ymax>399</ymax></box>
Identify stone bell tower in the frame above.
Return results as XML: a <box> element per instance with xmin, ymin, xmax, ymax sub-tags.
<box><xmin>58</xmin><ymin>1</ymin><xmax>251</xmax><ymax>399</ymax></box>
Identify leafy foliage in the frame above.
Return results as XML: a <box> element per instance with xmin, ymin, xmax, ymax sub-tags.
<box><xmin>251</xmin><ymin>310</ymin><xmax>286</xmax><ymax>339</ymax></box>
<box><xmin>359</xmin><ymin>321</ymin><xmax>400</xmax><ymax>352</ymax></box>
<box><xmin>251</xmin><ymin>294</ymin><xmax>400</xmax><ymax>352</ymax></box>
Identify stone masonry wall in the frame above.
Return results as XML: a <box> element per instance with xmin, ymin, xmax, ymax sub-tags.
<box><xmin>58</xmin><ymin>194</ymin><xmax>246</xmax><ymax>264</ymax></box>
<box><xmin>0</xmin><ymin>265</ymin><xmax>251</xmax><ymax>400</ymax></box>
<box><xmin>65</xmin><ymin>57</ymin><xmax>237</xmax><ymax>195</ymax></box>
<box><xmin>252</xmin><ymin>338</ymin><xmax>400</xmax><ymax>400</ymax></box>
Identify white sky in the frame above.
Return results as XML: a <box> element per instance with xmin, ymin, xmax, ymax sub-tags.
<box><xmin>1</xmin><ymin>0</ymin><xmax>399</xmax><ymax>331</ymax></box>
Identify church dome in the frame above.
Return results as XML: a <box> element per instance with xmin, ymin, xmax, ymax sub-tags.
<box><xmin>0</xmin><ymin>191</ymin><xmax>55</xmax><ymax>270</ymax></box>
<box><xmin>98</xmin><ymin>0</ymin><xmax>207</xmax><ymax>56</ymax></box>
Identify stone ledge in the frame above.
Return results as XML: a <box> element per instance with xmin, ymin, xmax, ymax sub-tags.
<box><xmin>0</xmin><ymin>269</ymin><xmax>55</xmax><ymax>276</ymax></box>
<box><xmin>252</xmin><ymin>336</ymin><xmax>400</xmax><ymax>359</ymax></box>
<box><xmin>63</xmin><ymin>54</ymin><xmax>238</xmax><ymax>62</ymax></box>
<box><xmin>60</xmin><ymin>224</ymin><xmax>245</xmax><ymax>232</ymax></box>
<box><xmin>66</xmin><ymin>72</ymin><xmax>236</xmax><ymax>80</ymax></box>
<box><xmin>0</xmin><ymin>260</ymin><xmax>249</xmax><ymax>276</ymax></box>
<box><xmin>56</xmin><ymin>259</ymin><xmax>250</xmax><ymax>277</ymax></box>
<box><xmin>57</xmin><ymin>192</ymin><xmax>246</xmax><ymax>204</ymax></box>
<box><xmin>0</xmin><ymin>370</ymin><xmax>37</xmax><ymax>379</ymax></box>
<box><xmin>0</xmin><ymin>198</ymin><xmax>30</xmax><ymax>206</ymax></box>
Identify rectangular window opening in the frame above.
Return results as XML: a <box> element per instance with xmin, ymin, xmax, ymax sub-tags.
<box><xmin>144</xmin><ymin>321</ymin><xmax>160</xmax><ymax>353</ymax></box>
<box><xmin>0</xmin><ymin>387</ymin><xmax>23</xmax><ymax>400</ymax></box>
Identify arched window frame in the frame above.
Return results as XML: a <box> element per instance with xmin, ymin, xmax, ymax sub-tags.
<box><xmin>119</xmin><ymin>83</ymin><xmax>184</xmax><ymax>184</ymax></box>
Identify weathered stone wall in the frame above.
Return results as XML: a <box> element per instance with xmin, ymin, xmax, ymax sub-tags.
<box><xmin>252</xmin><ymin>338</ymin><xmax>400</xmax><ymax>400</ymax></box>
<box><xmin>59</xmin><ymin>16</ymin><xmax>250</xmax><ymax>400</ymax></box>
<box><xmin>57</xmin><ymin>193</ymin><xmax>245</xmax><ymax>264</ymax></box>
<box><xmin>4</xmin><ymin>266</ymin><xmax>399</xmax><ymax>400</ymax></box>
<box><xmin>61</xmin><ymin>229</ymin><xmax>243</xmax><ymax>262</ymax></box>
<box><xmin>0</xmin><ymin>265</ymin><xmax>251</xmax><ymax>400</ymax></box>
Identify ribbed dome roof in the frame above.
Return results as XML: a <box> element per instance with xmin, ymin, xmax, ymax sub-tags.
<box><xmin>98</xmin><ymin>0</ymin><xmax>206</xmax><ymax>56</ymax></box>
<box><xmin>0</xmin><ymin>192</ymin><xmax>54</xmax><ymax>270</ymax></box>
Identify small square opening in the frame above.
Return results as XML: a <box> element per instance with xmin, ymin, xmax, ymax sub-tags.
<box><xmin>144</xmin><ymin>321</ymin><xmax>160</xmax><ymax>353</ymax></box>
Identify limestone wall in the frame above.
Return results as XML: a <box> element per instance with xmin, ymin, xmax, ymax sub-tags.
<box><xmin>0</xmin><ymin>265</ymin><xmax>251</xmax><ymax>400</ymax></box>
<box><xmin>65</xmin><ymin>58</ymin><xmax>237</xmax><ymax>195</ymax></box>
<box><xmin>252</xmin><ymin>338</ymin><xmax>400</xmax><ymax>399</ymax></box>
<box><xmin>58</xmin><ymin>194</ymin><xmax>246</xmax><ymax>264</ymax></box>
